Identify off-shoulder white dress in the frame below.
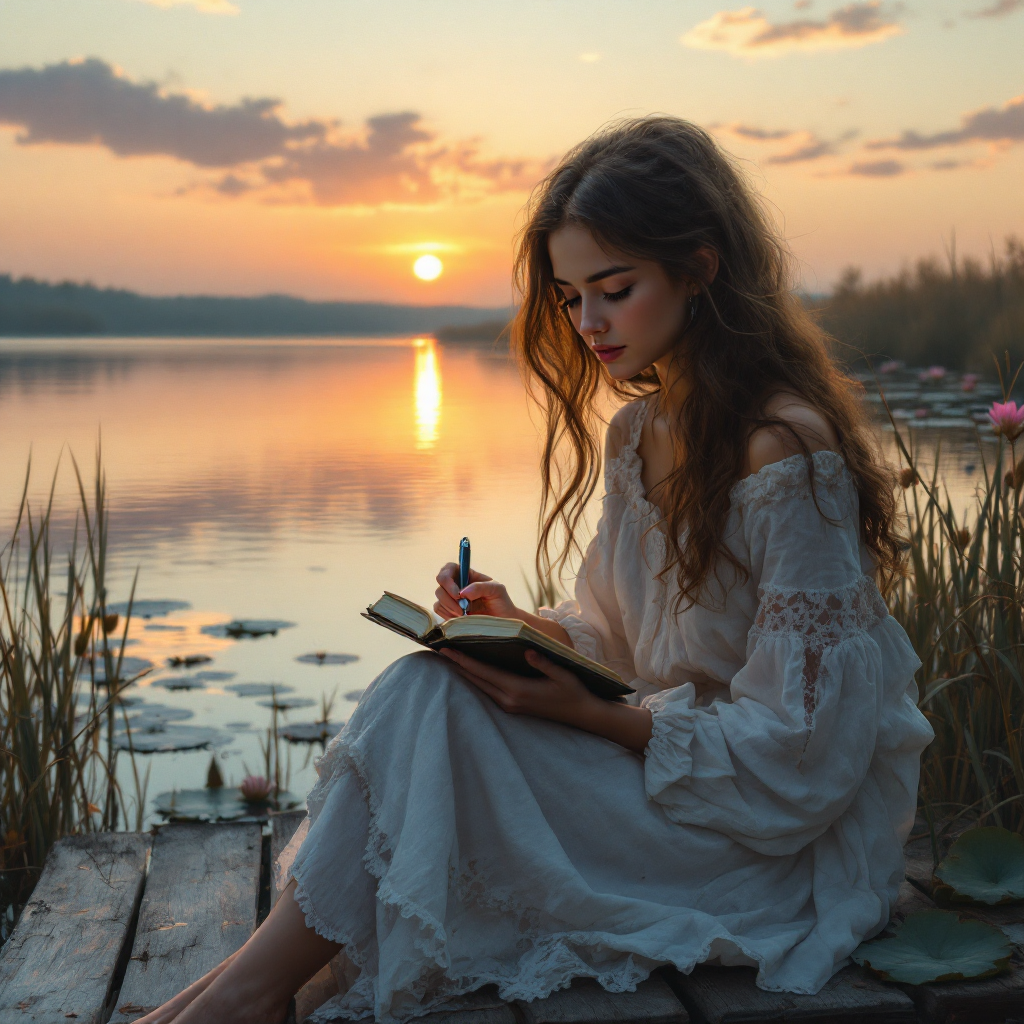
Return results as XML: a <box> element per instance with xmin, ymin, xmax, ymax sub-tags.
<box><xmin>278</xmin><ymin>397</ymin><xmax>934</xmax><ymax>1023</ymax></box>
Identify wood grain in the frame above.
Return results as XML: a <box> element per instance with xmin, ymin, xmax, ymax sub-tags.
<box><xmin>516</xmin><ymin>975</ymin><xmax>688</xmax><ymax>1024</ymax></box>
<box><xmin>270</xmin><ymin>809</ymin><xmax>307</xmax><ymax>906</ymax></box>
<box><xmin>0</xmin><ymin>832</ymin><xmax>150</xmax><ymax>1024</ymax></box>
<box><xmin>107</xmin><ymin>822</ymin><xmax>262</xmax><ymax>1022</ymax></box>
<box><xmin>667</xmin><ymin>963</ymin><xmax>916</xmax><ymax>1024</ymax></box>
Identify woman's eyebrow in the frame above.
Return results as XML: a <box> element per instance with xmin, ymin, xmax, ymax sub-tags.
<box><xmin>553</xmin><ymin>265</ymin><xmax>635</xmax><ymax>287</ymax></box>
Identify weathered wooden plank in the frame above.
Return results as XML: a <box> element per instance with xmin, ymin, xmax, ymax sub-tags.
<box><xmin>517</xmin><ymin>975</ymin><xmax>688</xmax><ymax>1024</ymax></box>
<box><xmin>271</xmin><ymin>809</ymin><xmax>307</xmax><ymax>905</ymax></box>
<box><xmin>903</xmin><ymin>837</ymin><xmax>937</xmax><ymax>895</ymax></box>
<box><xmin>424</xmin><ymin>986</ymin><xmax>519</xmax><ymax>1024</ymax></box>
<box><xmin>0</xmin><ymin>832</ymin><xmax>150</xmax><ymax>1023</ymax></box>
<box><xmin>668</xmin><ymin>962</ymin><xmax>915</xmax><ymax>1024</ymax></box>
<box><xmin>108</xmin><ymin>822</ymin><xmax>262</xmax><ymax>1022</ymax></box>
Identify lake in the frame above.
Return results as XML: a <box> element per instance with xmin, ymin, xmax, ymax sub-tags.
<box><xmin>0</xmin><ymin>337</ymin><xmax>1000</xmax><ymax>823</ymax></box>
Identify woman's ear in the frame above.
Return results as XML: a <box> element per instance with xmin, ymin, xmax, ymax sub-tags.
<box><xmin>692</xmin><ymin>247</ymin><xmax>719</xmax><ymax>286</ymax></box>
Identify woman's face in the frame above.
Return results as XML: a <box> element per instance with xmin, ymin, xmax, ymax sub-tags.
<box><xmin>548</xmin><ymin>223</ymin><xmax>693</xmax><ymax>381</ymax></box>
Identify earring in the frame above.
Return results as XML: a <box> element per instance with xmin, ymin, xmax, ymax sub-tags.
<box><xmin>689</xmin><ymin>293</ymin><xmax>699</xmax><ymax>322</ymax></box>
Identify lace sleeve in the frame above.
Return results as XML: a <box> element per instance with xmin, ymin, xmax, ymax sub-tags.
<box><xmin>750</xmin><ymin>576</ymin><xmax>889</xmax><ymax>729</ymax></box>
<box><xmin>641</xmin><ymin>454</ymin><xmax>925</xmax><ymax>855</ymax></box>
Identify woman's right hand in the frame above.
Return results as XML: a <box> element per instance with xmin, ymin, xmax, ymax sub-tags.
<box><xmin>434</xmin><ymin>564</ymin><xmax>519</xmax><ymax>620</ymax></box>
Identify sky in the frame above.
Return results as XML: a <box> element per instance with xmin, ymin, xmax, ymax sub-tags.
<box><xmin>0</xmin><ymin>0</ymin><xmax>1022</xmax><ymax>306</ymax></box>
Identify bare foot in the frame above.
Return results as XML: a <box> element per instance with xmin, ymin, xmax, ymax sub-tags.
<box><xmin>132</xmin><ymin>952</ymin><xmax>239</xmax><ymax>1024</ymax></box>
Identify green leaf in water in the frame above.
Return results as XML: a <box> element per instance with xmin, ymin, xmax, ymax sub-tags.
<box><xmin>935</xmin><ymin>827</ymin><xmax>1024</xmax><ymax>905</ymax></box>
<box><xmin>851</xmin><ymin>910</ymin><xmax>1012</xmax><ymax>985</ymax></box>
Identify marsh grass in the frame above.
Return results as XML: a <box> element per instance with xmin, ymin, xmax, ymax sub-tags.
<box><xmin>0</xmin><ymin>450</ymin><xmax>146</xmax><ymax>937</ymax></box>
<box><xmin>883</xmin><ymin>380</ymin><xmax>1024</xmax><ymax>840</ymax></box>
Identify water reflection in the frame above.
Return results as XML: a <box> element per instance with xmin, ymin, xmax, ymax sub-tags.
<box><xmin>413</xmin><ymin>337</ymin><xmax>442</xmax><ymax>450</ymax></box>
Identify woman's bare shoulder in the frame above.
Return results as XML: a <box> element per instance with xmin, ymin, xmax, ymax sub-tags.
<box><xmin>744</xmin><ymin>393</ymin><xmax>840</xmax><ymax>477</ymax></box>
<box><xmin>605</xmin><ymin>398</ymin><xmax>647</xmax><ymax>461</ymax></box>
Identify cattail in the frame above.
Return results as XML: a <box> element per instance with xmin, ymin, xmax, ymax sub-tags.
<box><xmin>1004</xmin><ymin>461</ymin><xmax>1024</xmax><ymax>491</ymax></box>
<box><xmin>900</xmin><ymin>467</ymin><xmax>918</xmax><ymax>489</ymax></box>
<box><xmin>74</xmin><ymin>631</ymin><xmax>90</xmax><ymax>656</ymax></box>
<box><xmin>102</xmin><ymin>613</ymin><xmax>119</xmax><ymax>634</ymax></box>
<box><xmin>206</xmin><ymin>756</ymin><xmax>224</xmax><ymax>790</ymax></box>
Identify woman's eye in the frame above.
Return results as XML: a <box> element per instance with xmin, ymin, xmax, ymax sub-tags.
<box><xmin>603</xmin><ymin>285</ymin><xmax>633</xmax><ymax>302</ymax></box>
<box><xmin>560</xmin><ymin>295</ymin><xmax>581</xmax><ymax>311</ymax></box>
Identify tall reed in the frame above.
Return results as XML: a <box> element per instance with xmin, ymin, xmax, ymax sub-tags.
<box><xmin>885</xmin><ymin>396</ymin><xmax>1024</xmax><ymax>836</ymax></box>
<box><xmin>1</xmin><ymin>450</ymin><xmax>146</xmax><ymax>937</ymax></box>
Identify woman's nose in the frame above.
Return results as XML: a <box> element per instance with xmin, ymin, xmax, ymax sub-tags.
<box><xmin>578</xmin><ymin>299</ymin><xmax>608</xmax><ymax>337</ymax></box>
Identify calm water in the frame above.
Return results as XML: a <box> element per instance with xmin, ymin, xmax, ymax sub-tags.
<box><xmin>0</xmin><ymin>338</ymin><xmax>998</xmax><ymax>823</ymax></box>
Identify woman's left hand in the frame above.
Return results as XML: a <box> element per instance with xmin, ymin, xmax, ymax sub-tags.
<box><xmin>439</xmin><ymin>647</ymin><xmax>655</xmax><ymax>753</ymax></box>
<box><xmin>440</xmin><ymin>647</ymin><xmax>599</xmax><ymax>727</ymax></box>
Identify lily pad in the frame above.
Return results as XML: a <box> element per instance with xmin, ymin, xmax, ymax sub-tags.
<box><xmin>279</xmin><ymin>721</ymin><xmax>343</xmax><ymax>743</ymax></box>
<box><xmin>158</xmin><ymin>676</ymin><xmax>206</xmax><ymax>691</ymax></box>
<box><xmin>256</xmin><ymin>696</ymin><xmax>317</xmax><ymax>711</ymax></box>
<box><xmin>108</xmin><ymin>599</ymin><xmax>191</xmax><ymax>619</ymax></box>
<box><xmin>225</xmin><ymin>682</ymin><xmax>294</xmax><ymax>698</ymax></box>
<box><xmin>935</xmin><ymin>827</ymin><xmax>1024</xmax><ymax>905</ymax></box>
<box><xmin>124</xmin><ymin>705</ymin><xmax>195</xmax><ymax>730</ymax></box>
<box><xmin>114</xmin><ymin>724</ymin><xmax>224</xmax><ymax>752</ymax></box>
<box><xmin>88</xmin><ymin>656</ymin><xmax>155</xmax><ymax>684</ymax></box>
<box><xmin>344</xmin><ymin>689</ymin><xmax>366</xmax><ymax>702</ymax></box>
<box><xmin>194</xmin><ymin>670</ymin><xmax>236</xmax><ymax>682</ymax></box>
<box><xmin>153</xmin><ymin>787</ymin><xmax>301</xmax><ymax>822</ymax></box>
<box><xmin>295</xmin><ymin>652</ymin><xmax>360</xmax><ymax>666</ymax></box>
<box><xmin>201</xmin><ymin>619</ymin><xmax>296</xmax><ymax>638</ymax></box>
<box><xmin>144</xmin><ymin>623</ymin><xmax>186</xmax><ymax>632</ymax></box>
<box><xmin>851</xmin><ymin>909</ymin><xmax>1012</xmax><ymax>985</ymax></box>
<box><xmin>168</xmin><ymin>654</ymin><xmax>212</xmax><ymax>667</ymax></box>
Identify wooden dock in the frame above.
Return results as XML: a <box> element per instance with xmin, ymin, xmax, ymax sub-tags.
<box><xmin>0</xmin><ymin>815</ymin><xmax>1021</xmax><ymax>1023</ymax></box>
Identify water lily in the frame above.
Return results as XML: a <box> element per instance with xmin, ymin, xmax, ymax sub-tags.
<box><xmin>988</xmin><ymin>401</ymin><xmax>1024</xmax><ymax>441</ymax></box>
<box><xmin>919</xmin><ymin>365</ymin><xmax>947</xmax><ymax>383</ymax></box>
<box><xmin>962</xmin><ymin>373</ymin><xmax>980</xmax><ymax>392</ymax></box>
<box><xmin>239</xmin><ymin>774</ymin><xmax>273</xmax><ymax>802</ymax></box>
<box><xmin>879</xmin><ymin>360</ymin><xmax>902</xmax><ymax>374</ymax></box>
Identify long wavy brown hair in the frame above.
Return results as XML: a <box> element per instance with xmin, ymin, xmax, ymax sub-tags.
<box><xmin>511</xmin><ymin>116</ymin><xmax>902</xmax><ymax>609</ymax></box>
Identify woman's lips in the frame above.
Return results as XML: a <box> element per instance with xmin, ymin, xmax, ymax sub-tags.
<box><xmin>593</xmin><ymin>345</ymin><xmax>626</xmax><ymax>363</ymax></box>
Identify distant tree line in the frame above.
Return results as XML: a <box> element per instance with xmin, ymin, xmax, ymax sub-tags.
<box><xmin>5</xmin><ymin>239</ymin><xmax>1023</xmax><ymax>370</ymax></box>
<box><xmin>0</xmin><ymin>274</ymin><xmax>510</xmax><ymax>338</ymax></box>
<box><xmin>810</xmin><ymin>236</ymin><xmax>1024</xmax><ymax>372</ymax></box>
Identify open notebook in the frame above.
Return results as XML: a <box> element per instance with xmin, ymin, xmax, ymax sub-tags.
<box><xmin>362</xmin><ymin>592</ymin><xmax>634</xmax><ymax>701</ymax></box>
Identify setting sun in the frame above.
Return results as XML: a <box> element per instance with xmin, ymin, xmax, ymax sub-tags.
<box><xmin>413</xmin><ymin>254</ymin><xmax>443</xmax><ymax>281</ymax></box>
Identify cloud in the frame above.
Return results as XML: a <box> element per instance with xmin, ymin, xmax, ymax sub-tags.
<box><xmin>682</xmin><ymin>2</ymin><xmax>903</xmax><ymax>57</ymax></box>
<box><xmin>967</xmin><ymin>0</ymin><xmax>1023</xmax><ymax>17</ymax></box>
<box><xmin>0</xmin><ymin>58</ymin><xmax>325</xmax><ymax>165</ymax></box>
<box><xmin>133</xmin><ymin>0</ymin><xmax>239</xmax><ymax>12</ymax></box>
<box><xmin>868</xmin><ymin>94</ymin><xmax>1024</xmax><ymax>149</ymax></box>
<box><xmin>718</xmin><ymin>122</ymin><xmax>856</xmax><ymax>163</ymax></box>
<box><xmin>0</xmin><ymin>58</ymin><xmax>543</xmax><ymax>207</ymax></box>
<box><xmin>847</xmin><ymin>158</ymin><xmax>904</xmax><ymax>175</ymax></box>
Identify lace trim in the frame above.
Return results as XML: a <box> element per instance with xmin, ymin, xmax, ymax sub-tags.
<box><xmin>289</xmin><ymin>725</ymin><xmax>782</xmax><ymax>1022</ymax></box>
<box><xmin>749</xmin><ymin>575</ymin><xmax>888</xmax><ymax>727</ymax></box>
<box><xmin>729</xmin><ymin>450</ymin><xmax>853</xmax><ymax>517</ymax></box>
<box><xmin>604</xmin><ymin>398</ymin><xmax>854</xmax><ymax>522</ymax></box>
<box><xmin>604</xmin><ymin>398</ymin><xmax>655</xmax><ymax>518</ymax></box>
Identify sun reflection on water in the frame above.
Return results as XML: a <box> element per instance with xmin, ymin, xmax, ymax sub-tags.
<box><xmin>413</xmin><ymin>337</ymin><xmax>442</xmax><ymax>450</ymax></box>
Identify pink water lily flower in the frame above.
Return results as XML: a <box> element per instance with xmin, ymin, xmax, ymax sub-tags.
<box><xmin>962</xmin><ymin>373</ymin><xmax>980</xmax><ymax>393</ymax></box>
<box><xmin>239</xmin><ymin>774</ymin><xmax>273</xmax><ymax>802</ymax></box>
<box><xmin>988</xmin><ymin>400</ymin><xmax>1024</xmax><ymax>441</ymax></box>
<box><xmin>879</xmin><ymin>360</ymin><xmax>902</xmax><ymax>374</ymax></box>
<box><xmin>919</xmin><ymin>365</ymin><xmax>946</xmax><ymax>383</ymax></box>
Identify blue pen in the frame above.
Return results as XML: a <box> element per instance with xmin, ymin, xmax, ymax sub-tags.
<box><xmin>458</xmin><ymin>537</ymin><xmax>471</xmax><ymax>615</ymax></box>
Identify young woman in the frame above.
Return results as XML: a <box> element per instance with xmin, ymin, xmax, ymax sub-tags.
<box><xmin>137</xmin><ymin>117</ymin><xmax>933</xmax><ymax>1024</ymax></box>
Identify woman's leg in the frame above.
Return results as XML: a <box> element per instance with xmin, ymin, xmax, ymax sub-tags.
<box><xmin>135</xmin><ymin>879</ymin><xmax>342</xmax><ymax>1024</ymax></box>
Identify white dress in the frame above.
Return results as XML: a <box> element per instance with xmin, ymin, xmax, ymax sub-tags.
<box><xmin>278</xmin><ymin>397</ymin><xmax>934</xmax><ymax>1023</ymax></box>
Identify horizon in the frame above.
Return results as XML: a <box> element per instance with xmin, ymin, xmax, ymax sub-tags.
<box><xmin>1</xmin><ymin>1</ymin><xmax>1022</xmax><ymax>305</ymax></box>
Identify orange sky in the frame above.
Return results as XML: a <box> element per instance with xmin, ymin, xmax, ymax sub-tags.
<box><xmin>1</xmin><ymin>0</ymin><xmax>1022</xmax><ymax>305</ymax></box>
